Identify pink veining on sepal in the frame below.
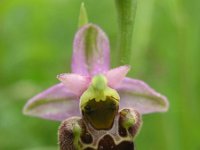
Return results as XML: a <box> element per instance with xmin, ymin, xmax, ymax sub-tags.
<box><xmin>71</xmin><ymin>24</ymin><xmax>110</xmax><ymax>76</ymax></box>
<box><xmin>105</xmin><ymin>65</ymin><xmax>130</xmax><ymax>89</ymax></box>
<box><xmin>117</xmin><ymin>78</ymin><xmax>169</xmax><ymax>114</ymax></box>
<box><xmin>23</xmin><ymin>83</ymin><xmax>80</xmax><ymax>121</ymax></box>
<box><xmin>57</xmin><ymin>73</ymin><xmax>91</xmax><ymax>96</ymax></box>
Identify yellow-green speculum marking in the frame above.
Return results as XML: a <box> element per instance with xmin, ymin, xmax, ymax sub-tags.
<box><xmin>80</xmin><ymin>75</ymin><xmax>120</xmax><ymax>129</ymax></box>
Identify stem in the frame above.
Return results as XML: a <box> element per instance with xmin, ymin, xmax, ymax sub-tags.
<box><xmin>115</xmin><ymin>0</ymin><xmax>137</xmax><ymax>65</ymax></box>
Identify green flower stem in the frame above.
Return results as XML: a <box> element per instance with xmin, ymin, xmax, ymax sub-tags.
<box><xmin>115</xmin><ymin>0</ymin><xmax>137</xmax><ymax>65</ymax></box>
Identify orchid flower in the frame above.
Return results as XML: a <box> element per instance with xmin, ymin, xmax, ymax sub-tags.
<box><xmin>23</xmin><ymin>23</ymin><xmax>169</xmax><ymax>121</ymax></box>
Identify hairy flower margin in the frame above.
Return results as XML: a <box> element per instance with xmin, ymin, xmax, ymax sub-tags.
<box><xmin>23</xmin><ymin>24</ymin><xmax>169</xmax><ymax>121</ymax></box>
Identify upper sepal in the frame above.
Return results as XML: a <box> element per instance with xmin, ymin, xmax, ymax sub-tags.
<box><xmin>71</xmin><ymin>24</ymin><xmax>110</xmax><ymax>76</ymax></box>
<box><xmin>117</xmin><ymin>78</ymin><xmax>169</xmax><ymax>114</ymax></box>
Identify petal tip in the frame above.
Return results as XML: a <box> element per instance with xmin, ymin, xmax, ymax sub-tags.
<box><xmin>117</xmin><ymin>65</ymin><xmax>131</xmax><ymax>75</ymax></box>
<box><xmin>22</xmin><ymin>103</ymin><xmax>33</xmax><ymax>117</ymax></box>
<box><xmin>162</xmin><ymin>95</ymin><xmax>170</xmax><ymax>111</ymax></box>
<box><xmin>105</xmin><ymin>65</ymin><xmax>131</xmax><ymax>88</ymax></box>
<box><xmin>22</xmin><ymin>106</ymin><xmax>28</xmax><ymax>115</ymax></box>
<box><xmin>56</xmin><ymin>73</ymin><xmax>66</xmax><ymax>81</ymax></box>
<box><xmin>124</xmin><ymin>65</ymin><xmax>131</xmax><ymax>72</ymax></box>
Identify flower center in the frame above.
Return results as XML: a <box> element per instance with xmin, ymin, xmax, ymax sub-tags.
<box><xmin>80</xmin><ymin>75</ymin><xmax>120</xmax><ymax>130</ymax></box>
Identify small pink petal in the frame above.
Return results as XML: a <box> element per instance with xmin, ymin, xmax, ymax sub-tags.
<box><xmin>57</xmin><ymin>73</ymin><xmax>91</xmax><ymax>96</ymax></box>
<box><xmin>105</xmin><ymin>65</ymin><xmax>130</xmax><ymax>88</ymax></box>
<box><xmin>71</xmin><ymin>24</ymin><xmax>110</xmax><ymax>76</ymax></box>
<box><xmin>23</xmin><ymin>83</ymin><xmax>80</xmax><ymax>121</ymax></box>
<box><xmin>117</xmin><ymin>78</ymin><xmax>169</xmax><ymax>114</ymax></box>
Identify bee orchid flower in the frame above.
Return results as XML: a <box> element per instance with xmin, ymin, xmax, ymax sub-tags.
<box><xmin>23</xmin><ymin>24</ymin><xmax>169</xmax><ymax>121</ymax></box>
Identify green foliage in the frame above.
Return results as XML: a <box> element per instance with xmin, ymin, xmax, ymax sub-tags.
<box><xmin>0</xmin><ymin>0</ymin><xmax>200</xmax><ymax>150</ymax></box>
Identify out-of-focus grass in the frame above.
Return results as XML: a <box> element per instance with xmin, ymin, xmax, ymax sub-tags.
<box><xmin>0</xmin><ymin>0</ymin><xmax>199</xmax><ymax>150</ymax></box>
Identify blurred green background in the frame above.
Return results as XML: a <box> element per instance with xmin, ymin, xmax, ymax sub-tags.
<box><xmin>0</xmin><ymin>0</ymin><xmax>200</xmax><ymax>150</ymax></box>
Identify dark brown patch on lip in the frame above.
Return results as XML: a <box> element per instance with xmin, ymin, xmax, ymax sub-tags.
<box><xmin>117</xmin><ymin>141</ymin><xmax>134</xmax><ymax>150</ymax></box>
<box><xmin>80</xmin><ymin>121</ymin><xmax>93</xmax><ymax>144</ymax></box>
<box><xmin>98</xmin><ymin>135</ymin><xmax>115</xmax><ymax>150</ymax></box>
<box><xmin>118</xmin><ymin>117</ymin><xmax>128</xmax><ymax>137</ymax></box>
<box><xmin>97</xmin><ymin>134</ymin><xmax>134</xmax><ymax>150</ymax></box>
<box><xmin>84</xmin><ymin>148</ymin><xmax>95</xmax><ymax>150</ymax></box>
